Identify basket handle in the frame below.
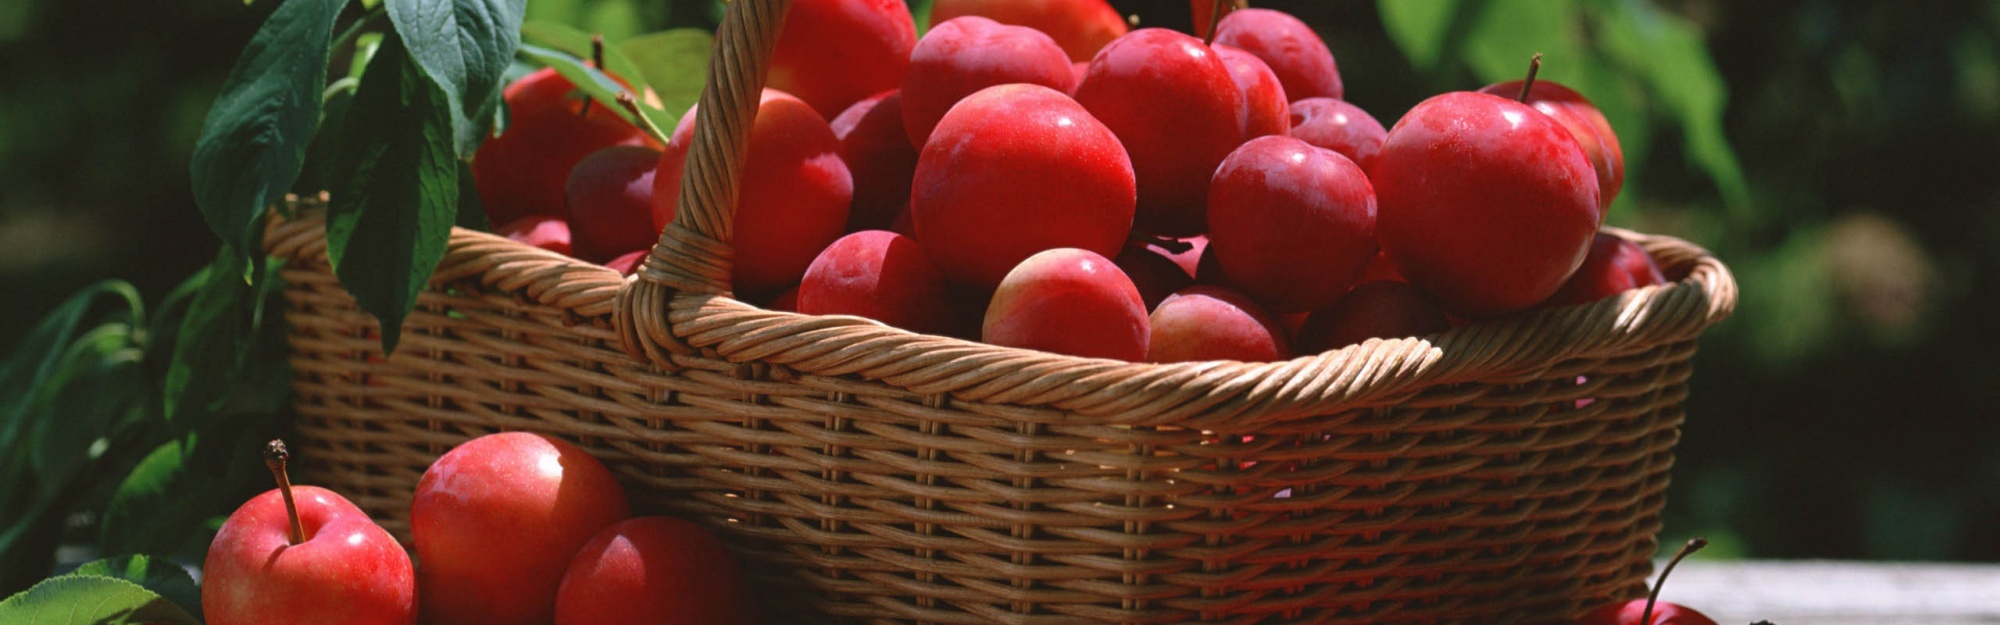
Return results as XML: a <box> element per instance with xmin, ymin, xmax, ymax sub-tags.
<box><xmin>617</xmin><ymin>0</ymin><xmax>792</xmax><ymax>361</ymax></box>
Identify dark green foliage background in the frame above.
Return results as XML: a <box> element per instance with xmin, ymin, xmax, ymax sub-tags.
<box><xmin>0</xmin><ymin>0</ymin><xmax>1994</xmax><ymax>574</ymax></box>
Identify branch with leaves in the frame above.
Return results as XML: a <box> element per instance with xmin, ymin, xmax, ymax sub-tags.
<box><xmin>187</xmin><ymin>0</ymin><xmax>704</xmax><ymax>354</ymax></box>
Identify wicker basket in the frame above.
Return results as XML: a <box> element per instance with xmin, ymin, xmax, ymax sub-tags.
<box><xmin>265</xmin><ymin>1</ymin><xmax>1738</xmax><ymax>622</ymax></box>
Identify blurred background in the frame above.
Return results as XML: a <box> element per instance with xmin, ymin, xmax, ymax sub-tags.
<box><xmin>0</xmin><ymin>0</ymin><xmax>1994</xmax><ymax>564</ymax></box>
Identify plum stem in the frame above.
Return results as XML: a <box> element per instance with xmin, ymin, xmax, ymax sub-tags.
<box><xmin>1517</xmin><ymin>53</ymin><xmax>1543</xmax><ymax>103</ymax></box>
<box><xmin>264</xmin><ymin>440</ymin><xmax>306</xmax><ymax>545</ymax></box>
<box><xmin>592</xmin><ymin>33</ymin><xmax>607</xmax><ymax>76</ymax></box>
<box><xmin>616</xmin><ymin>92</ymin><xmax>672</xmax><ymax>146</ymax></box>
<box><xmin>1202</xmin><ymin>0</ymin><xmax>1229</xmax><ymax>46</ymax></box>
<box><xmin>579</xmin><ymin>34</ymin><xmax>607</xmax><ymax>117</ymax></box>
<box><xmin>1642</xmin><ymin>537</ymin><xmax>1707</xmax><ymax>625</ymax></box>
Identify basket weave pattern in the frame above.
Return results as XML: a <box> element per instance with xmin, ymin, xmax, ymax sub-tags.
<box><xmin>268</xmin><ymin>0</ymin><xmax>1737</xmax><ymax>622</ymax></box>
<box><xmin>271</xmin><ymin>209</ymin><xmax>1719</xmax><ymax>624</ymax></box>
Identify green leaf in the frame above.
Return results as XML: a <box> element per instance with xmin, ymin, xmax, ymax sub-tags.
<box><xmin>0</xmin><ymin>494</ymin><xmax>70</xmax><ymax>595</ymax></box>
<box><xmin>141</xmin><ymin>268</ymin><xmax>210</xmax><ymax>400</ymax></box>
<box><xmin>518</xmin><ymin>43</ymin><xmax>673</xmax><ymax>139</ymax></box>
<box><xmin>0</xmin><ymin>575</ymin><xmax>199</xmax><ymax>625</ymax></box>
<box><xmin>909</xmin><ymin>0</ymin><xmax>933</xmax><ymax>37</ymax></box>
<box><xmin>455</xmin><ymin>159</ymin><xmax>491</xmax><ymax>231</ymax></box>
<box><xmin>349</xmin><ymin>32</ymin><xmax>386</xmax><ymax>81</ymax></box>
<box><xmin>106</xmin><ymin>253</ymin><xmax>290</xmax><ymax>557</ymax></box>
<box><xmin>97</xmin><ymin>441</ymin><xmax>195</xmax><ymax>558</ymax></box>
<box><xmin>68</xmin><ymin>556</ymin><xmax>202</xmax><ymax>622</ymax></box>
<box><xmin>162</xmin><ymin>253</ymin><xmax>287</xmax><ymax>431</ymax></box>
<box><xmin>521</xmin><ymin>0</ymin><xmax>583</xmax><ymax>31</ymax></box>
<box><xmin>1461</xmin><ymin>0</ymin><xmax>1581</xmax><ymax>87</ymax></box>
<box><xmin>1569</xmin><ymin>61</ymin><xmax>1651</xmax><ymax>215</ymax></box>
<box><xmin>294</xmin><ymin>83</ymin><xmax>353</xmax><ymax>196</ymax></box>
<box><xmin>306</xmin><ymin>20</ymin><xmax>381</xmax><ymax>193</ymax></box>
<box><xmin>98</xmin><ymin>426</ymin><xmax>277</xmax><ymax>563</ymax></box>
<box><xmin>1378</xmin><ymin>0</ymin><xmax>1463</xmax><ymax>71</ymax></box>
<box><xmin>519</xmin><ymin>20</ymin><xmax>649</xmax><ymax>92</ymax></box>
<box><xmin>1595</xmin><ymin>0</ymin><xmax>1749</xmax><ymax>209</ymax></box>
<box><xmin>577</xmin><ymin>0</ymin><xmax>646</xmax><ymax>43</ymax></box>
<box><xmin>221</xmin><ymin>271</ymin><xmax>296</xmax><ymax>418</ymax></box>
<box><xmin>386</xmin><ymin>0</ymin><xmax>527</xmax><ymax>156</ymax></box>
<box><xmin>0</xmin><ymin>282</ymin><xmax>142</xmax><ymax>456</ymax></box>
<box><xmin>188</xmin><ymin>0</ymin><xmax>348</xmax><ymax>266</ymax></box>
<box><xmin>0</xmin><ymin>282</ymin><xmax>139</xmax><ymax>593</ymax></box>
<box><xmin>27</xmin><ymin>322</ymin><xmax>144</xmax><ymax>490</ymax></box>
<box><xmin>327</xmin><ymin>33</ymin><xmax>459</xmax><ymax>354</ymax></box>
<box><xmin>502</xmin><ymin>57</ymin><xmax>536</xmax><ymax>87</ymax></box>
<box><xmin>158</xmin><ymin>260</ymin><xmax>224</xmax><ymax>427</ymax></box>
<box><xmin>619</xmin><ymin>29</ymin><xmax>711</xmax><ymax>116</ymax></box>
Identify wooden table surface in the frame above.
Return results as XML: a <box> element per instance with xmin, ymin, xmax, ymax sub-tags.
<box><xmin>1660</xmin><ymin>560</ymin><xmax>2000</xmax><ymax>624</ymax></box>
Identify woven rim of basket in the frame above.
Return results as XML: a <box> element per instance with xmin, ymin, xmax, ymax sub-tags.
<box><xmin>262</xmin><ymin>200</ymin><xmax>1735</xmax><ymax>430</ymax></box>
